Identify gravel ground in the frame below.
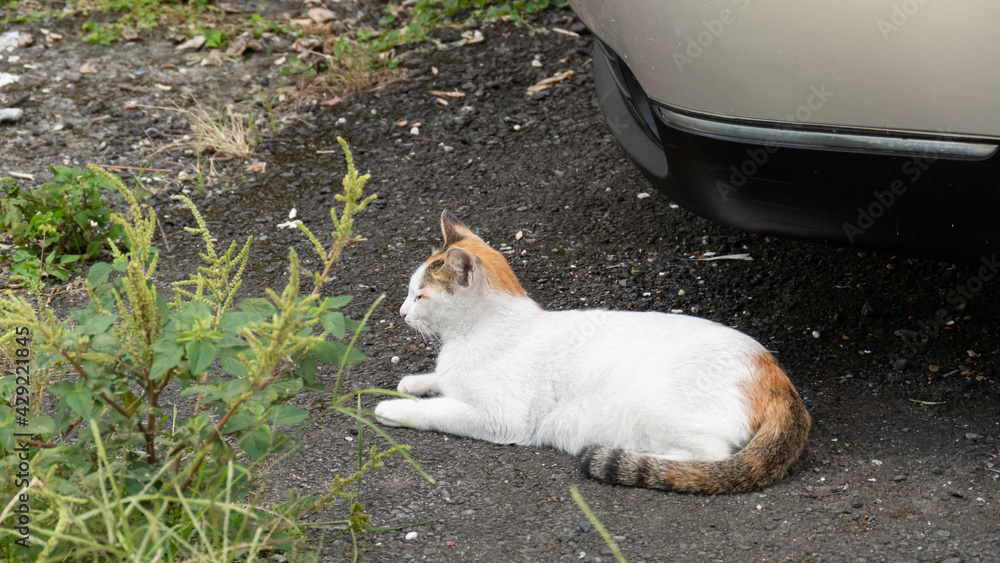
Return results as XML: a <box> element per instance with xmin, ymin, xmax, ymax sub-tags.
<box><xmin>2</xmin><ymin>3</ymin><xmax>998</xmax><ymax>562</ymax></box>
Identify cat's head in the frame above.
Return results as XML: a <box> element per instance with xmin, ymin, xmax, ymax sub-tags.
<box><xmin>399</xmin><ymin>211</ymin><xmax>526</xmax><ymax>336</ymax></box>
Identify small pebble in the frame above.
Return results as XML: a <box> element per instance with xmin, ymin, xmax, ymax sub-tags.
<box><xmin>579</xmin><ymin>521</ymin><xmax>592</xmax><ymax>532</ymax></box>
<box><xmin>391</xmin><ymin>356</ymin><xmax>400</xmax><ymax>364</ymax></box>
<box><xmin>0</xmin><ymin>107</ymin><xmax>23</xmax><ymax>123</ymax></box>
<box><xmin>893</xmin><ymin>474</ymin><xmax>908</xmax><ymax>482</ymax></box>
<box><xmin>405</xmin><ymin>531</ymin><xmax>418</xmax><ymax>541</ymax></box>
<box><xmin>812</xmin><ymin>330</ymin><xmax>821</xmax><ymax>339</ymax></box>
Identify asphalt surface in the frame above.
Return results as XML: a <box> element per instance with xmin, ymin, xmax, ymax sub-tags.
<box><xmin>2</xmin><ymin>4</ymin><xmax>998</xmax><ymax>562</ymax></box>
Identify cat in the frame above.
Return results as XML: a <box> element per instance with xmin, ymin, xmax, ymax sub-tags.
<box><xmin>375</xmin><ymin>211</ymin><xmax>811</xmax><ymax>493</ymax></box>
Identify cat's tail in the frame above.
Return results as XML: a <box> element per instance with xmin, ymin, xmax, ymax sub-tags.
<box><xmin>580</xmin><ymin>351</ymin><xmax>811</xmax><ymax>494</ymax></box>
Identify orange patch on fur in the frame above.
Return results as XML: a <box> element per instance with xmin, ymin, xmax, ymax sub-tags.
<box><xmin>424</xmin><ymin>237</ymin><xmax>526</xmax><ymax>297</ymax></box>
<box><xmin>741</xmin><ymin>351</ymin><xmax>797</xmax><ymax>434</ymax></box>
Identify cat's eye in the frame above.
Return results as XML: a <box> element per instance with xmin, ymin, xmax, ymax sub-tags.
<box><xmin>414</xmin><ymin>294</ymin><xmax>424</xmax><ymax>302</ymax></box>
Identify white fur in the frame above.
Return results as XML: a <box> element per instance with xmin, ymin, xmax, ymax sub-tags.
<box><xmin>376</xmin><ymin>258</ymin><xmax>765</xmax><ymax>462</ymax></box>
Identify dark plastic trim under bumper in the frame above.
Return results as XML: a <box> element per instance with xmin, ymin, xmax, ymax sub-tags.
<box><xmin>592</xmin><ymin>40</ymin><xmax>1000</xmax><ymax>262</ymax></box>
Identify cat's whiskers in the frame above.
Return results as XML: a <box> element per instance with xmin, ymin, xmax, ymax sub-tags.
<box><xmin>406</xmin><ymin>318</ymin><xmax>442</xmax><ymax>343</ymax></box>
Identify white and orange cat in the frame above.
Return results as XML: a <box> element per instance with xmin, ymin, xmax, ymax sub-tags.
<box><xmin>375</xmin><ymin>211</ymin><xmax>810</xmax><ymax>493</ymax></box>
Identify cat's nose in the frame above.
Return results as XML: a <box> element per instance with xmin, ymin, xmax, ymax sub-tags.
<box><xmin>400</xmin><ymin>310</ymin><xmax>406</xmax><ymax>319</ymax></box>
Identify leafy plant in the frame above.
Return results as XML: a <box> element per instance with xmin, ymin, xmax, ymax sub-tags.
<box><xmin>307</xmin><ymin>0</ymin><xmax>568</xmax><ymax>94</ymax></box>
<box><xmin>81</xmin><ymin>20</ymin><xmax>121</xmax><ymax>44</ymax></box>
<box><xmin>248</xmin><ymin>12</ymin><xmax>295</xmax><ymax>38</ymax></box>
<box><xmin>70</xmin><ymin>0</ymin><xmax>215</xmax><ymax>43</ymax></box>
<box><xmin>0</xmin><ymin>167</ymin><xmax>125</xmax><ymax>285</ymax></box>
<box><xmin>0</xmin><ymin>140</ymin><xmax>427</xmax><ymax>561</ymax></box>
<box><xmin>281</xmin><ymin>54</ymin><xmax>318</xmax><ymax>81</ymax></box>
<box><xmin>202</xmin><ymin>27</ymin><xmax>226</xmax><ymax>48</ymax></box>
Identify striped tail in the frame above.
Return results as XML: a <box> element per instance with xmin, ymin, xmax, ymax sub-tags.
<box><xmin>580</xmin><ymin>353</ymin><xmax>811</xmax><ymax>494</ymax></box>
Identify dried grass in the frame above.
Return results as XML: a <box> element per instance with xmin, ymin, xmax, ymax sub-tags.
<box><xmin>152</xmin><ymin>102</ymin><xmax>259</xmax><ymax>161</ymax></box>
<box><xmin>283</xmin><ymin>60</ymin><xmax>408</xmax><ymax>107</ymax></box>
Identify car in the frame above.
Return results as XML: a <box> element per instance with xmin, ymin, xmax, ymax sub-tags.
<box><xmin>570</xmin><ymin>0</ymin><xmax>1000</xmax><ymax>262</ymax></box>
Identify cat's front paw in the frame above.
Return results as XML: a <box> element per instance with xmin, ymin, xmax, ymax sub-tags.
<box><xmin>374</xmin><ymin>399</ymin><xmax>418</xmax><ymax>427</ymax></box>
<box><xmin>397</xmin><ymin>374</ymin><xmax>440</xmax><ymax>396</ymax></box>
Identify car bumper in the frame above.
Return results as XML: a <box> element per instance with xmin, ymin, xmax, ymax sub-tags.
<box><xmin>593</xmin><ymin>39</ymin><xmax>1000</xmax><ymax>262</ymax></box>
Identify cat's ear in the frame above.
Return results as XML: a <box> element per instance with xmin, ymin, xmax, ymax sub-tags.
<box><xmin>445</xmin><ymin>246</ymin><xmax>478</xmax><ymax>288</ymax></box>
<box><xmin>441</xmin><ymin>210</ymin><xmax>474</xmax><ymax>247</ymax></box>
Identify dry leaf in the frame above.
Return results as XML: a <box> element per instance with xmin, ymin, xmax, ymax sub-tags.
<box><xmin>122</xmin><ymin>28</ymin><xmax>139</xmax><ymax>41</ymax></box>
<box><xmin>461</xmin><ymin>30</ymin><xmax>484</xmax><ymax>44</ymax></box>
<box><xmin>175</xmin><ymin>35</ymin><xmax>206</xmax><ymax>52</ymax></box>
<box><xmin>245</xmin><ymin>162</ymin><xmax>267</xmax><ymax>174</ymax></box>
<box><xmin>200</xmin><ymin>50</ymin><xmax>224</xmax><ymax>67</ymax></box>
<box><xmin>291</xmin><ymin>37</ymin><xmax>322</xmax><ymax>54</ymax></box>
<box><xmin>79</xmin><ymin>64</ymin><xmax>95</xmax><ymax>74</ymax></box>
<box><xmin>552</xmin><ymin>27</ymin><xmax>580</xmax><ymax>37</ymax></box>
<box><xmin>308</xmin><ymin>7</ymin><xmax>337</xmax><ymax>23</ymax></box>
<box><xmin>526</xmin><ymin>69</ymin><xmax>575</xmax><ymax>93</ymax></box>
<box><xmin>226</xmin><ymin>32</ymin><xmax>263</xmax><ymax>56</ymax></box>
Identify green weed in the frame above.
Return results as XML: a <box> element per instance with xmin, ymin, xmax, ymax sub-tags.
<box><xmin>70</xmin><ymin>0</ymin><xmax>215</xmax><ymax>43</ymax></box>
<box><xmin>0</xmin><ymin>140</ymin><xmax>427</xmax><ymax>561</ymax></box>
<box><xmin>0</xmin><ymin>167</ymin><xmax>125</xmax><ymax>287</ymax></box>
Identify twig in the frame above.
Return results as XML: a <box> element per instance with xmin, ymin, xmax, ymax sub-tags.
<box><xmin>690</xmin><ymin>253</ymin><xmax>754</xmax><ymax>262</ymax></box>
<box><xmin>552</xmin><ymin>27</ymin><xmax>580</xmax><ymax>37</ymax></box>
<box><xmin>102</xmin><ymin>165</ymin><xmax>178</xmax><ymax>173</ymax></box>
<box><xmin>908</xmin><ymin>398</ymin><xmax>946</xmax><ymax>405</ymax></box>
